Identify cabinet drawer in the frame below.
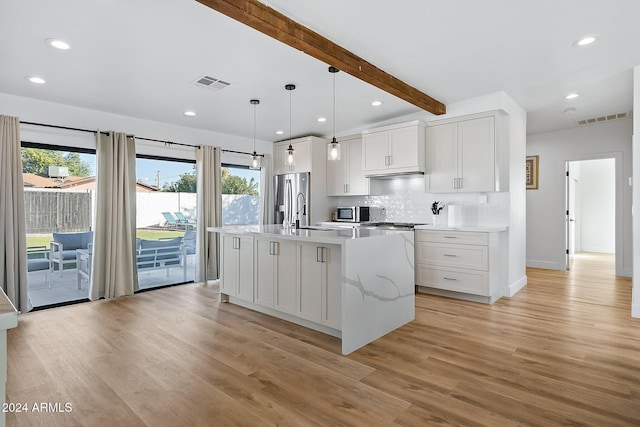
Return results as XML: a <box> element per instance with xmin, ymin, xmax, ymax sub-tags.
<box><xmin>416</xmin><ymin>230</ymin><xmax>488</xmax><ymax>245</ymax></box>
<box><xmin>416</xmin><ymin>242</ymin><xmax>488</xmax><ymax>271</ymax></box>
<box><xmin>416</xmin><ymin>266</ymin><xmax>488</xmax><ymax>296</ymax></box>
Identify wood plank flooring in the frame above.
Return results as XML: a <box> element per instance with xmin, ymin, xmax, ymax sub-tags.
<box><xmin>7</xmin><ymin>253</ymin><xmax>640</xmax><ymax>426</ymax></box>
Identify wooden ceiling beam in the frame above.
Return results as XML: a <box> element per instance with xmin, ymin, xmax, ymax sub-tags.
<box><xmin>196</xmin><ymin>0</ymin><xmax>446</xmax><ymax>115</ymax></box>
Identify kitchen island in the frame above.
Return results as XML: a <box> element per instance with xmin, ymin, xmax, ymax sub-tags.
<box><xmin>208</xmin><ymin>225</ymin><xmax>415</xmax><ymax>355</ymax></box>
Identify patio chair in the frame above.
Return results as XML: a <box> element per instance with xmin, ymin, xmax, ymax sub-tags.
<box><xmin>27</xmin><ymin>245</ymin><xmax>50</xmax><ymax>286</ymax></box>
<box><xmin>183</xmin><ymin>229</ymin><xmax>196</xmax><ymax>255</ymax></box>
<box><xmin>162</xmin><ymin>212</ymin><xmax>183</xmax><ymax>229</ymax></box>
<box><xmin>174</xmin><ymin>212</ymin><xmax>196</xmax><ymax>227</ymax></box>
<box><xmin>50</xmin><ymin>231</ymin><xmax>93</xmax><ymax>277</ymax></box>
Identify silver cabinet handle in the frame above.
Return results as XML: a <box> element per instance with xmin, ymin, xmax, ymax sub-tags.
<box><xmin>443</xmin><ymin>254</ymin><xmax>457</xmax><ymax>257</ymax></box>
<box><xmin>323</xmin><ymin>247</ymin><xmax>327</xmax><ymax>263</ymax></box>
<box><xmin>458</xmin><ymin>177</ymin><xmax>463</xmax><ymax>189</ymax></box>
<box><xmin>273</xmin><ymin>241</ymin><xmax>279</xmax><ymax>255</ymax></box>
<box><xmin>346</xmin><ymin>184</ymin><xmax>350</xmax><ymax>193</ymax></box>
<box><xmin>443</xmin><ymin>277</ymin><xmax>457</xmax><ymax>281</ymax></box>
<box><xmin>443</xmin><ymin>236</ymin><xmax>457</xmax><ymax>239</ymax></box>
<box><xmin>453</xmin><ymin>178</ymin><xmax>457</xmax><ymax>189</ymax></box>
<box><xmin>317</xmin><ymin>246</ymin><xmax>323</xmax><ymax>262</ymax></box>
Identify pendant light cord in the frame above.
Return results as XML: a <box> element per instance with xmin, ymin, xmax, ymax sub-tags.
<box><xmin>253</xmin><ymin>102</ymin><xmax>257</xmax><ymax>152</ymax></box>
<box><xmin>333</xmin><ymin>70</ymin><xmax>336</xmax><ymax>139</ymax></box>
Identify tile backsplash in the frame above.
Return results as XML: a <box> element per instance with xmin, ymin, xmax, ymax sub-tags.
<box><xmin>334</xmin><ymin>176</ymin><xmax>509</xmax><ymax>227</ymax></box>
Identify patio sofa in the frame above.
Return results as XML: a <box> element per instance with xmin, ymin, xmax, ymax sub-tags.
<box><xmin>50</xmin><ymin>231</ymin><xmax>94</xmax><ymax>277</ymax></box>
<box><xmin>137</xmin><ymin>237</ymin><xmax>187</xmax><ymax>281</ymax></box>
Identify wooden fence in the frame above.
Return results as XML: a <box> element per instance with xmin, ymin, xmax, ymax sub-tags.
<box><xmin>24</xmin><ymin>191</ymin><xmax>92</xmax><ymax>233</ymax></box>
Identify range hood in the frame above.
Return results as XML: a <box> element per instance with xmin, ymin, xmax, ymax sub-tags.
<box><xmin>365</xmin><ymin>171</ymin><xmax>425</xmax><ymax>179</ymax></box>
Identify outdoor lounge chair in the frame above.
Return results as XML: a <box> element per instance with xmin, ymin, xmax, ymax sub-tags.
<box><xmin>50</xmin><ymin>231</ymin><xmax>93</xmax><ymax>277</ymax></box>
<box><xmin>174</xmin><ymin>212</ymin><xmax>196</xmax><ymax>227</ymax></box>
<box><xmin>27</xmin><ymin>246</ymin><xmax>50</xmax><ymax>286</ymax></box>
<box><xmin>162</xmin><ymin>212</ymin><xmax>183</xmax><ymax>229</ymax></box>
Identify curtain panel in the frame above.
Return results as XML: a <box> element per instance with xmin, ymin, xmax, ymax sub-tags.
<box><xmin>90</xmin><ymin>132</ymin><xmax>138</xmax><ymax>300</ymax></box>
<box><xmin>0</xmin><ymin>115</ymin><xmax>31</xmax><ymax>312</ymax></box>
<box><xmin>259</xmin><ymin>153</ymin><xmax>273</xmax><ymax>225</ymax></box>
<box><xmin>196</xmin><ymin>146</ymin><xmax>222</xmax><ymax>282</ymax></box>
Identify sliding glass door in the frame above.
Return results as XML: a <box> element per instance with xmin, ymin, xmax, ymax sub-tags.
<box><xmin>135</xmin><ymin>156</ymin><xmax>197</xmax><ymax>289</ymax></box>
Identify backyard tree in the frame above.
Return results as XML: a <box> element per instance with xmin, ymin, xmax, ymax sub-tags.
<box><xmin>22</xmin><ymin>148</ymin><xmax>91</xmax><ymax>176</ymax></box>
<box><xmin>163</xmin><ymin>167</ymin><xmax>258</xmax><ymax>195</ymax></box>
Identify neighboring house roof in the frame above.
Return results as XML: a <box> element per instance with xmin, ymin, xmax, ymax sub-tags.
<box><xmin>22</xmin><ymin>173</ymin><xmax>159</xmax><ymax>192</ymax></box>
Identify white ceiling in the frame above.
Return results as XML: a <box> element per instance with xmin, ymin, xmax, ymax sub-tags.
<box><xmin>1</xmin><ymin>0</ymin><xmax>638</xmax><ymax>143</ymax></box>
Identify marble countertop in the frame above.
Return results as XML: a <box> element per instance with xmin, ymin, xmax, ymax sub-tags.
<box><xmin>0</xmin><ymin>289</ymin><xmax>18</xmax><ymax>331</ymax></box>
<box><xmin>415</xmin><ymin>224</ymin><xmax>508</xmax><ymax>232</ymax></box>
<box><xmin>207</xmin><ymin>224</ymin><xmax>411</xmax><ymax>244</ymax></box>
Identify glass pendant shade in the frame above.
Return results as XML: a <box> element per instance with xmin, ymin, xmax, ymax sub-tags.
<box><xmin>327</xmin><ymin>137</ymin><xmax>341</xmax><ymax>161</ymax></box>
<box><xmin>286</xmin><ymin>144</ymin><xmax>295</xmax><ymax>165</ymax></box>
<box><xmin>249</xmin><ymin>99</ymin><xmax>261</xmax><ymax>170</ymax></box>
<box><xmin>327</xmin><ymin>66</ymin><xmax>340</xmax><ymax>161</ymax></box>
<box><xmin>250</xmin><ymin>151</ymin><xmax>261</xmax><ymax>170</ymax></box>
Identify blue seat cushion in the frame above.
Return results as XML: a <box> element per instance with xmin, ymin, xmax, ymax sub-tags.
<box><xmin>53</xmin><ymin>231</ymin><xmax>93</xmax><ymax>251</ymax></box>
<box><xmin>138</xmin><ymin>237</ymin><xmax>182</xmax><ymax>268</ymax></box>
<box><xmin>27</xmin><ymin>259</ymin><xmax>50</xmax><ymax>272</ymax></box>
<box><xmin>60</xmin><ymin>249</ymin><xmax>79</xmax><ymax>261</ymax></box>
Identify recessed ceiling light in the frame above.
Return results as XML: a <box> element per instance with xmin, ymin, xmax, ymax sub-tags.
<box><xmin>275</xmin><ymin>130</ymin><xmax>284</xmax><ymax>135</ymax></box>
<box><xmin>317</xmin><ymin>117</ymin><xmax>326</xmax><ymax>122</ymax></box>
<box><xmin>27</xmin><ymin>76</ymin><xmax>46</xmax><ymax>84</ymax></box>
<box><xmin>565</xmin><ymin>93</ymin><xmax>579</xmax><ymax>100</ymax></box>
<box><xmin>184</xmin><ymin>111</ymin><xmax>196</xmax><ymax>117</ymax></box>
<box><xmin>564</xmin><ymin>107</ymin><xmax>577</xmax><ymax>114</ymax></box>
<box><xmin>46</xmin><ymin>38</ymin><xmax>70</xmax><ymax>50</ymax></box>
<box><xmin>574</xmin><ymin>36</ymin><xmax>598</xmax><ymax>46</ymax></box>
<box><xmin>371</xmin><ymin>101</ymin><xmax>382</xmax><ymax>107</ymax></box>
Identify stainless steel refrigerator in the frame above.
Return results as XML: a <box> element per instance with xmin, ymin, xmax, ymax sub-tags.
<box><xmin>274</xmin><ymin>172</ymin><xmax>310</xmax><ymax>227</ymax></box>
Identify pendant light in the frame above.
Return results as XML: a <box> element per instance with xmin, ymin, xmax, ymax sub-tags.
<box><xmin>249</xmin><ymin>99</ymin><xmax>261</xmax><ymax>170</ymax></box>
<box><xmin>327</xmin><ymin>66</ymin><xmax>341</xmax><ymax>161</ymax></box>
<box><xmin>285</xmin><ymin>84</ymin><xmax>296</xmax><ymax>167</ymax></box>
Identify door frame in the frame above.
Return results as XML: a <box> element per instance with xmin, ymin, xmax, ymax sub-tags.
<box><xmin>564</xmin><ymin>152</ymin><xmax>623</xmax><ymax>275</ymax></box>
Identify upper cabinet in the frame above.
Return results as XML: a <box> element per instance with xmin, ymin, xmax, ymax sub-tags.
<box><xmin>361</xmin><ymin>121</ymin><xmax>426</xmax><ymax>177</ymax></box>
<box><xmin>426</xmin><ymin>110</ymin><xmax>509</xmax><ymax>193</ymax></box>
<box><xmin>274</xmin><ymin>138</ymin><xmax>312</xmax><ymax>175</ymax></box>
<box><xmin>326</xmin><ymin>135</ymin><xmax>369</xmax><ymax>196</ymax></box>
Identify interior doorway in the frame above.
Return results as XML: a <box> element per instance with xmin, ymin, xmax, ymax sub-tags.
<box><xmin>565</xmin><ymin>158</ymin><xmax>616</xmax><ymax>271</ymax></box>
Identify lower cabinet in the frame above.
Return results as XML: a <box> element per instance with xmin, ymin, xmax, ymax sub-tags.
<box><xmin>223</xmin><ymin>234</ymin><xmax>343</xmax><ymax>330</ymax></box>
<box><xmin>415</xmin><ymin>229</ymin><xmax>507</xmax><ymax>302</ymax></box>
<box><xmin>254</xmin><ymin>237</ymin><xmax>297</xmax><ymax>315</ymax></box>
<box><xmin>297</xmin><ymin>242</ymin><xmax>341</xmax><ymax>329</ymax></box>
<box><xmin>221</xmin><ymin>234</ymin><xmax>254</xmax><ymax>302</ymax></box>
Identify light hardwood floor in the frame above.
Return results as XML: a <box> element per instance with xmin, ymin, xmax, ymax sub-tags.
<box><xmin>7</xmin><ymin>253</ymin><xmax>640</xmax><ymax>426</ymax></box>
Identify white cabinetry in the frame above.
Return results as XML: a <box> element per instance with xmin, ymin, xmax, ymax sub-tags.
<box><xmin>426</xmin><ymin>110</ymin><xmax>508</xmax><ymax>193</ymax></box>
<box><xmin>362</xmin><ymin>121</ymin><xmax>425</xmax><ymax>176</ymax></box>
<box><xmin>415</xmin><ymin>229</ymin><xmax>507</xmax><ymax>303</ymax></box>
<box><xmin>254</xmin><ymin>237</ymin><xmax>297</xmax><ymax>314</ymax></box>
<box><xmin>220</xmin><ymin>235</ymin><xmax>254</xmax><ymax>302</ymax></box>
<box><xmin>297</xmin><ymin>242</ymin><xmax>341</xmax><ymax>329</ymax></box>
<box><xmin>326</xmin><ymin>135</ymin><xmax>369</xmax><ymax>196</ymax></box>
<box><xmin>274</xmin><ymin>138</ymin><xmax>311</xmax><ymax>175</ymax></box>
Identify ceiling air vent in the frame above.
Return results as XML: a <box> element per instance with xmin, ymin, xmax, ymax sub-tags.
<box><xmin>576</xmin><ymin>111</ymin><xmax>630</xmax><ymax>126</ymax></box>
<box><xmin>193</xmin><ymin>75</ymin><xmax>230</xmax><ymax>90</ymax></box>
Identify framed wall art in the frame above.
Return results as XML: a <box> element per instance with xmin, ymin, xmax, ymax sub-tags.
<box><xmin>526</xmin><ymin>155</ymin><xmax>539</xmax><ymax>190</ymax></box>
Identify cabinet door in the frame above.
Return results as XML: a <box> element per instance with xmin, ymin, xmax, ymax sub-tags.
<box><xmin>388</xmin><ymin>126</ymin><xmax>419</xmax><ymax>170</ymax></box>
<box><xmin>322</xmin><ymin>244</ymin><xmax>342</xmax><ymax>330</ymax></box>
<box><xmin>254</xmin><ymin>238</ymin><xmax>275</xmax><ymax>308</ymax></box>
<box><xmin>326</xmin><ymin>146</ymin><xmax>347</xmax><ymax>196</ymax></box>
<box><xmin>274</xmin><ymin>239</ymin><xmax>297</xmax><ymax>315</ymax></box>
<box><xmin>297</xmin><ymin>242</ymin><xmax>323</xmax><ymax>323</ymax></box>
<box><xmin>458</xmin><ymin>116</ymin><xmax>495</xmax><ymax>192</ymax></box>
<box><xmin>427</xmin><ymin>123</ymin><xmax>458</xmax><ymax>192</ymax></box>
<box><xmin>236</xmin><ymin>236</ymin><xmax>254</xmax><ymax>302</ymax></box>
<box><xmin>362</xmin><ymin>131</ymin><xmax>389</xmax><ymax>172</ymax></box>
<box><xmin>220</xmin><ymin>235</ymin><xmax>237</xmax><ymax>296</ymax></box>
<box><xmin>346</xmin><ymin>138</ymin><xmax>369</xmax><ymax>195</ymax></box>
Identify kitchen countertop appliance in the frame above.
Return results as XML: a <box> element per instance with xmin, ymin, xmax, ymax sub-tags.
<box><xmin>335</xmin><ymin>206</ymin><xmax>385</xmax><ymax>223</ymax></box>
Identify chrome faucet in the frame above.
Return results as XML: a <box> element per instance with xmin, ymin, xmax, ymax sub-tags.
<box><xmin>296</xmin><ymin>192</ymin><xmax>307</xmax><ymax>227</ymax></box>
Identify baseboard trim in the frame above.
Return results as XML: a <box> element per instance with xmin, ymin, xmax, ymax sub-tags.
<box><xmin>507</xmin><ymin>275</ymin><xmax>527</xmax><ymax>297</ymax></box>
<box><xmin>526</xmin><ymin>260</ymin><xmax>564</xmax><ymax>270</ymax></box>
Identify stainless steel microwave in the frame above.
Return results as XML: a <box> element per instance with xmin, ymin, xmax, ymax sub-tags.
<box><xmin>335</xmin><ymin>206</ymin><xmax>385</xmax><ymax>223</ymax></box>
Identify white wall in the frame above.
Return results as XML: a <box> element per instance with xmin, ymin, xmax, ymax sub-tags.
<box><xmin>527</xmin><ymin>119</ymin><xmax>632</xmax><ymax>276</ymax></box>
<box><xmin>0</xmin><ymin>93</ymin><xmax>273</xmax><ymax>157</ymax></box>
<box><xmin>633</xmin><ymin>65</ymin><xmax>640</xmax><ymax>318</ymax></box>
<box><xmin>577</xmin><ymin>159</ymin><xmax>616</xmax><ymax>253</ymax></box>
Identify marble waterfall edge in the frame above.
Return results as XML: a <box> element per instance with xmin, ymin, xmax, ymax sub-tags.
<box><xmin>342</xmin><ymin>232</ymin><xmax>415</xmax><ymax>354</ymax></box>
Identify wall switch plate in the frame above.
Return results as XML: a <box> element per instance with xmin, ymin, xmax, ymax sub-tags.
<box><xmin>478</xmin><ymin>194</ymin><xmax>488</xmax><ymax>204</ymax></box>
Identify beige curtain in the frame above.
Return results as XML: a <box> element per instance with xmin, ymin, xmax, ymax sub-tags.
<box><xmin>90</xmin><ymin>132</ymin><xmax>138</xmax><ymax>300</ymax></box>
<box><xmin>259</xmin><ymin>153</ymin><xmax>273</xmax><ymax>224</ymax></box>
<box><xmin>0</xmin><ymin>115</ymin><xmax>31</xmax><ymax>312</ymax></box>
<box><xmin>195</xmin><ymin>145</ymin><xmax>222</xmax><ymax>282</ymax></box>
